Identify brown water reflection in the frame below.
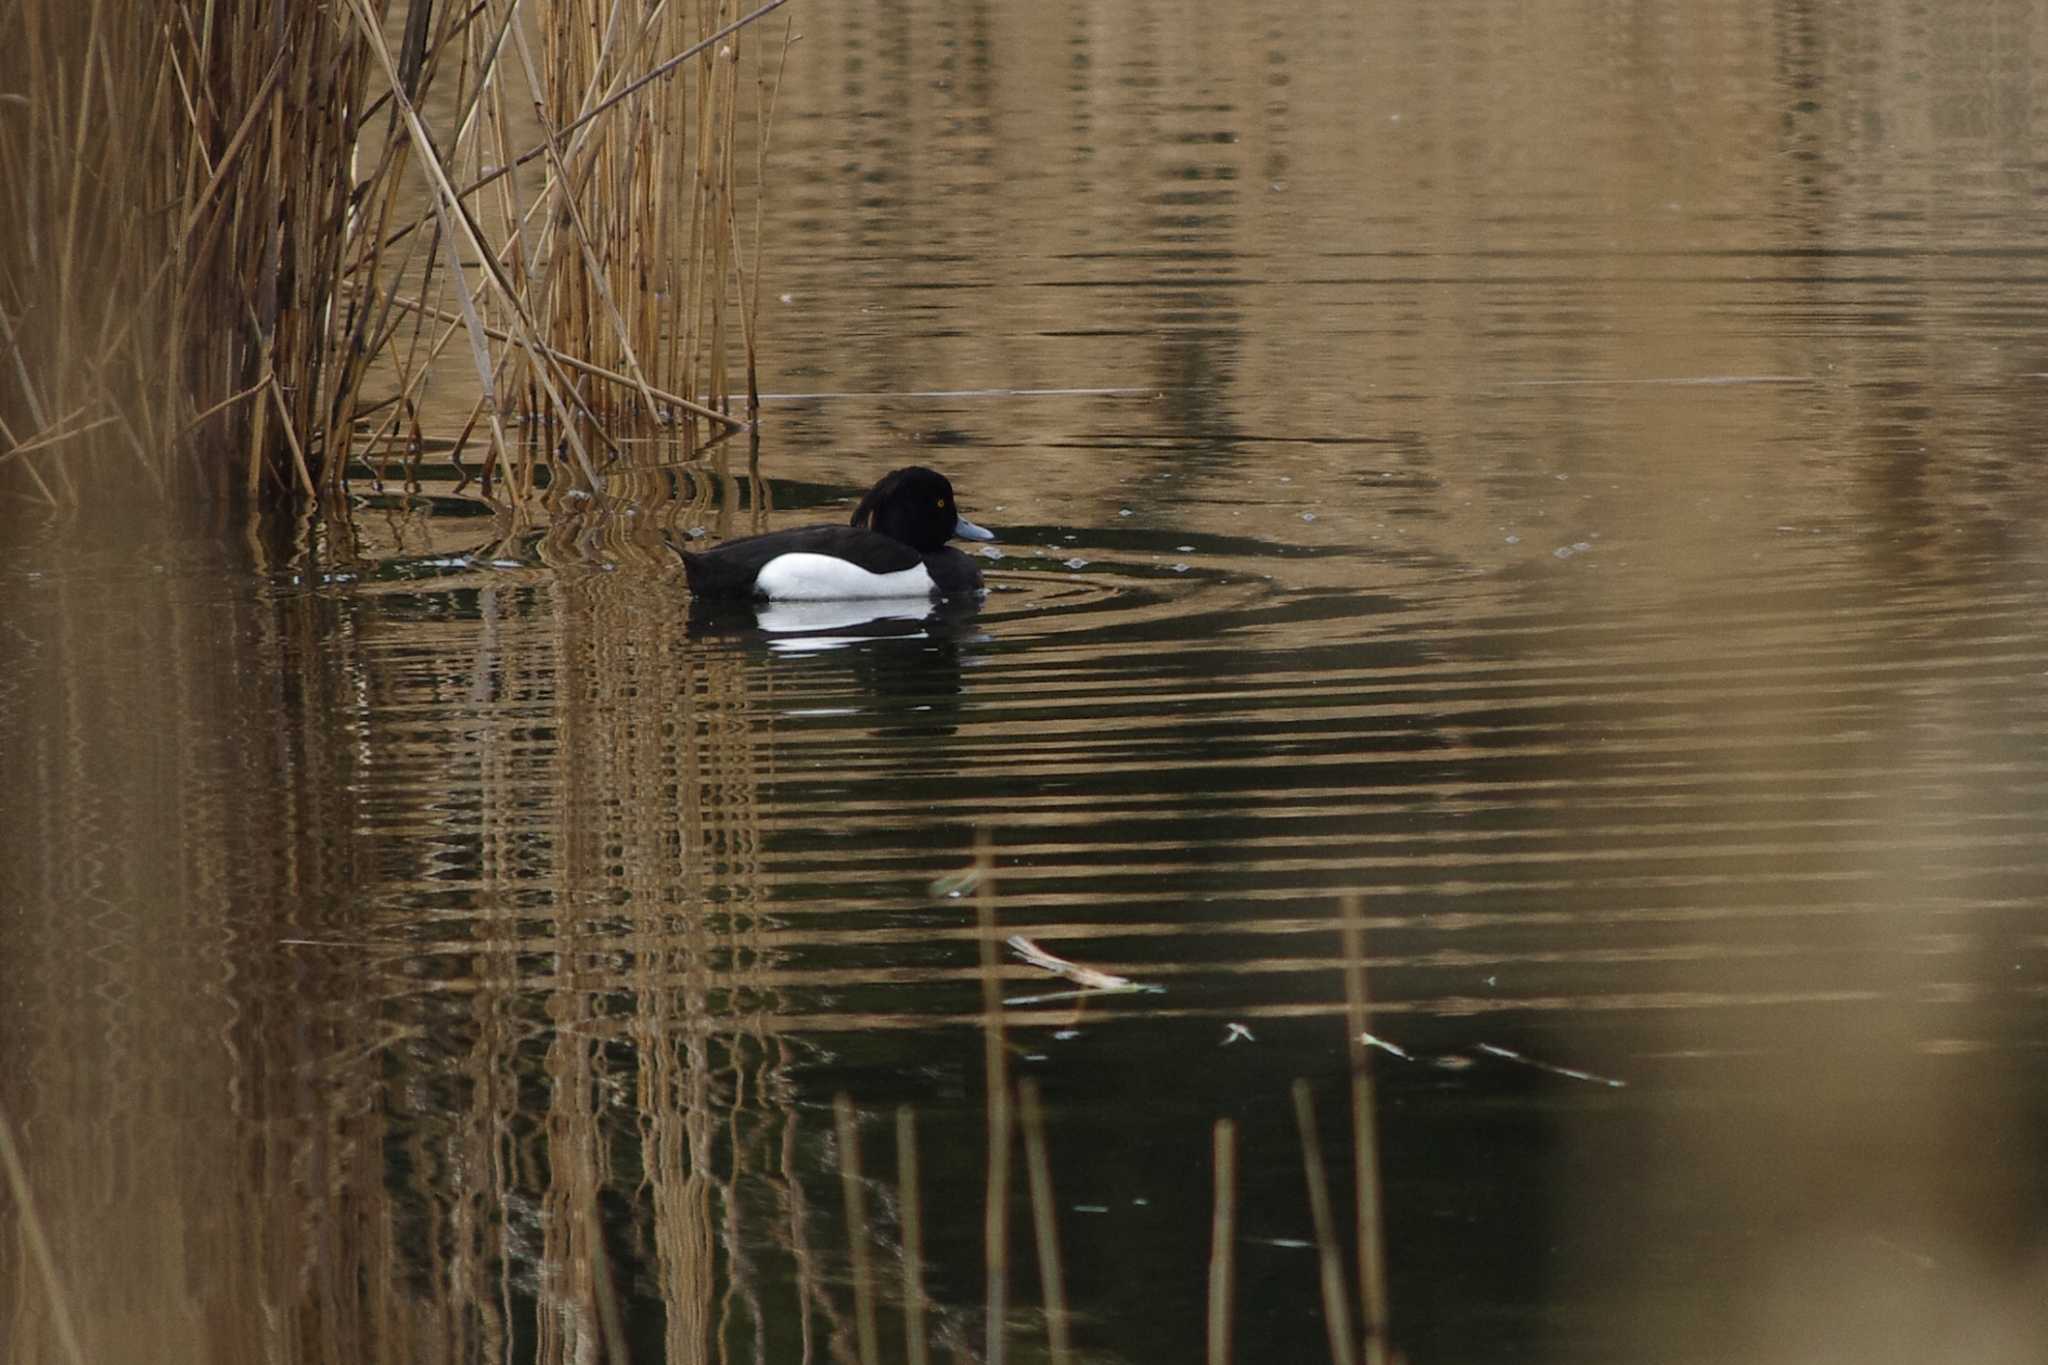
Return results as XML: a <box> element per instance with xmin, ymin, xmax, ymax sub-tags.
<box><xmin>10</xmin><ymin>1</ymin><xmax>2048</xmax><ymax>1361</ymax></box>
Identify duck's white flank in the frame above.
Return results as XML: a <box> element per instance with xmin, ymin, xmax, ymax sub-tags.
<box><xmin>754</xmin><ymin>552</ymin><xmax>936</xmax><ymax>600</ymax></box>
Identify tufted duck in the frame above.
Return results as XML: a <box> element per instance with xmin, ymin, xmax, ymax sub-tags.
<box><xmin>677</xmin><ymin>466</ymin><xmax>996</xmax><ymax>599</ymax></box>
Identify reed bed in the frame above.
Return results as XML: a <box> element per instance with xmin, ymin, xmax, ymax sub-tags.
<box><xmin>1</xmin><ymin>0</ymin><xmax>787</xmax><ymax>512</ymax></box>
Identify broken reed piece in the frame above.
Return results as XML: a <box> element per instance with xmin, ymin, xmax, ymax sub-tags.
<box><xmin>1006</xmin><ymin>935</ymin><xmax>1137</xmax><ymax>992</ymax></box>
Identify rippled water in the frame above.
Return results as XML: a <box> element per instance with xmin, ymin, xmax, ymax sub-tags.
<box><xmin>9</xmin><ymin>2</ymin><xmax>2048</xmax><ymax>1362</ymax></box>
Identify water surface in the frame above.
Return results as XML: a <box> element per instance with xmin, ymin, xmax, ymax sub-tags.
<box><xmin>8</xmin><ymin>3</ymin><xmax>2048</xmax><ymax>1362</ymax></box>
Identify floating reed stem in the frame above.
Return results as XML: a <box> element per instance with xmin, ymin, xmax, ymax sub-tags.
<box><xmin>1292</xmin><ymin>1079</ymin><xmax>1358</xmax><ymax>1365</ymax></box>
<box><xmin>834</xmin><ymin>1094</ymin><xmax>881</xmax><ymax>1365</ymax></box>
<box><xmin>1208</xmin><ymin>1118</ymin><xmax>1237</xmax><ymax>1365</ymax></box>
<box><xmin>1018</xmin><ymin>1079</ymin><xmax>1072</xmax><ymax>1365</ymax></box>
<box><xmin>1339</xmin><ymin>894</ymin><xmax>1392</xmax><ymax>1365</ymax></box>
<box><xmin>976</xmin><ymin>826</ymin><xmax>1012</xmax><ymax>1365</ymax></box>
<box><xmin>897</xmin><ymin>1105</ymin><xmax>930</xmax><ymax>1365</ymax></box>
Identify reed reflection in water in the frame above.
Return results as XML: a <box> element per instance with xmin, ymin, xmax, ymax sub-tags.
<box><xmin>3</xmin><ymin>504</ymin><xmax>872</xmax><ymax>1365</ymax></box>
<box><xmin>9</xmin><ymin>469</ymin><xmax>2048</xmax><ymax>1362</ymax></box>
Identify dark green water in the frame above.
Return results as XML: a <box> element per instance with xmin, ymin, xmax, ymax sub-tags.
<box><xmin>8</xmin><ymin>3</ymin><xmax>2048</xmax><ymax>1361</ymax></box>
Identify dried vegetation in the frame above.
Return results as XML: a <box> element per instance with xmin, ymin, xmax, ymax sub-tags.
<box><xmin>1</xmin><ymin>0</ymin><xmax>792</xmax><ymax>511</ymax></box>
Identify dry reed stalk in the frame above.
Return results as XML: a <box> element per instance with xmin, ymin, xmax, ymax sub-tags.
<box><xmin>503</xmin><ymin>0</ymin><xmax>778</xmax><ymax>446</ymax></box>
<box><xmin>265</xmin><ymin>376</ymin><xmax>318</xmax><ymax>498</ymax></box>
<box><xmin>4</xmin><ymin>2</ymin><xmax>368</xmax><ymax>496</ymax></box>
<box><xmin>366</xmin><ymin>289</ymin><xmax>737</xmax><ymax>425</ymax></box>
<box><xmin>505</xmin><ymin>15</ymin><xmax>667</xmax><ymax>422</ymax></box>
<box><xmin>1292</xmin><ymin>1079</ymin><xmax>1359</xmax><ymax>1365</ymax></box>
<box><xmin>368</xmin><ymin>0</ymin><xmax>794</xmax><ymax>246</ymax></box>
<box><xmin>0</xmin><ymin>1102</ymin><xmax>89</xmax><ymax>1365</ymax></box>
<box><xmin>834</xmin><ymin>1095</ymin><xmax>881</xmax><ymax>1365</ymax></box>
<box><xmin>735</xmin><ymin>19</ymin><xmax>797</xmax><ymax>412</ymax></box>
<box><xmin>1017</xmin><ymin>1079</ymin><xmax>1072</xmax><ymax>1365</ymax></box>
<box><xmin>345</xmin><ymin>0</ymin><xmax>612</xmax><ymax>491</ymax></box>
<box><xmin>897</xmin><ymin>1105</ymin><xmax>931</xmax><ymax>1365</ymax></box>
<box><xmin>975</xmin><ymin>826</ymin><xmax>1012</xmax><ymax>1365</ymax></box>
<box><xmin>1339</xmin><ymin>894</ymin><xmax>1392</xmax><ymax>1365</ymax></box>
<box><xmin>1208</xmin><ymin>1118</ymin><xmax>1237</xmax><ymax>1365</ymax></box>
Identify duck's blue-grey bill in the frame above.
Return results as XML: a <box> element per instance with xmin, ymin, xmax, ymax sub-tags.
<box><xmin>955</xmin><ymin>516</ymin><xmax>996</xmax><ymax>542</ymax></box>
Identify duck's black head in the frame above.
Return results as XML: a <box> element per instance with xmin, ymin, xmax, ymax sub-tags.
<box><xmin>849</xmin><ymin>466</ymin><xmax>995</xmax><ymax>552</ymax></box>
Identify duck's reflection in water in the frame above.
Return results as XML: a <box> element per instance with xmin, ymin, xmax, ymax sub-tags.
<box><xmin>686</xmin><ymin>591</ymin><xmax>988</xmax><ymax>737</ymax></box>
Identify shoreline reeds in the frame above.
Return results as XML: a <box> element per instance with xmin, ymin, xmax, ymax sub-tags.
<box><xmin>2</xmin><ymin>0</ymin><xmax>789</xmax><ymax>516</ymax></box>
